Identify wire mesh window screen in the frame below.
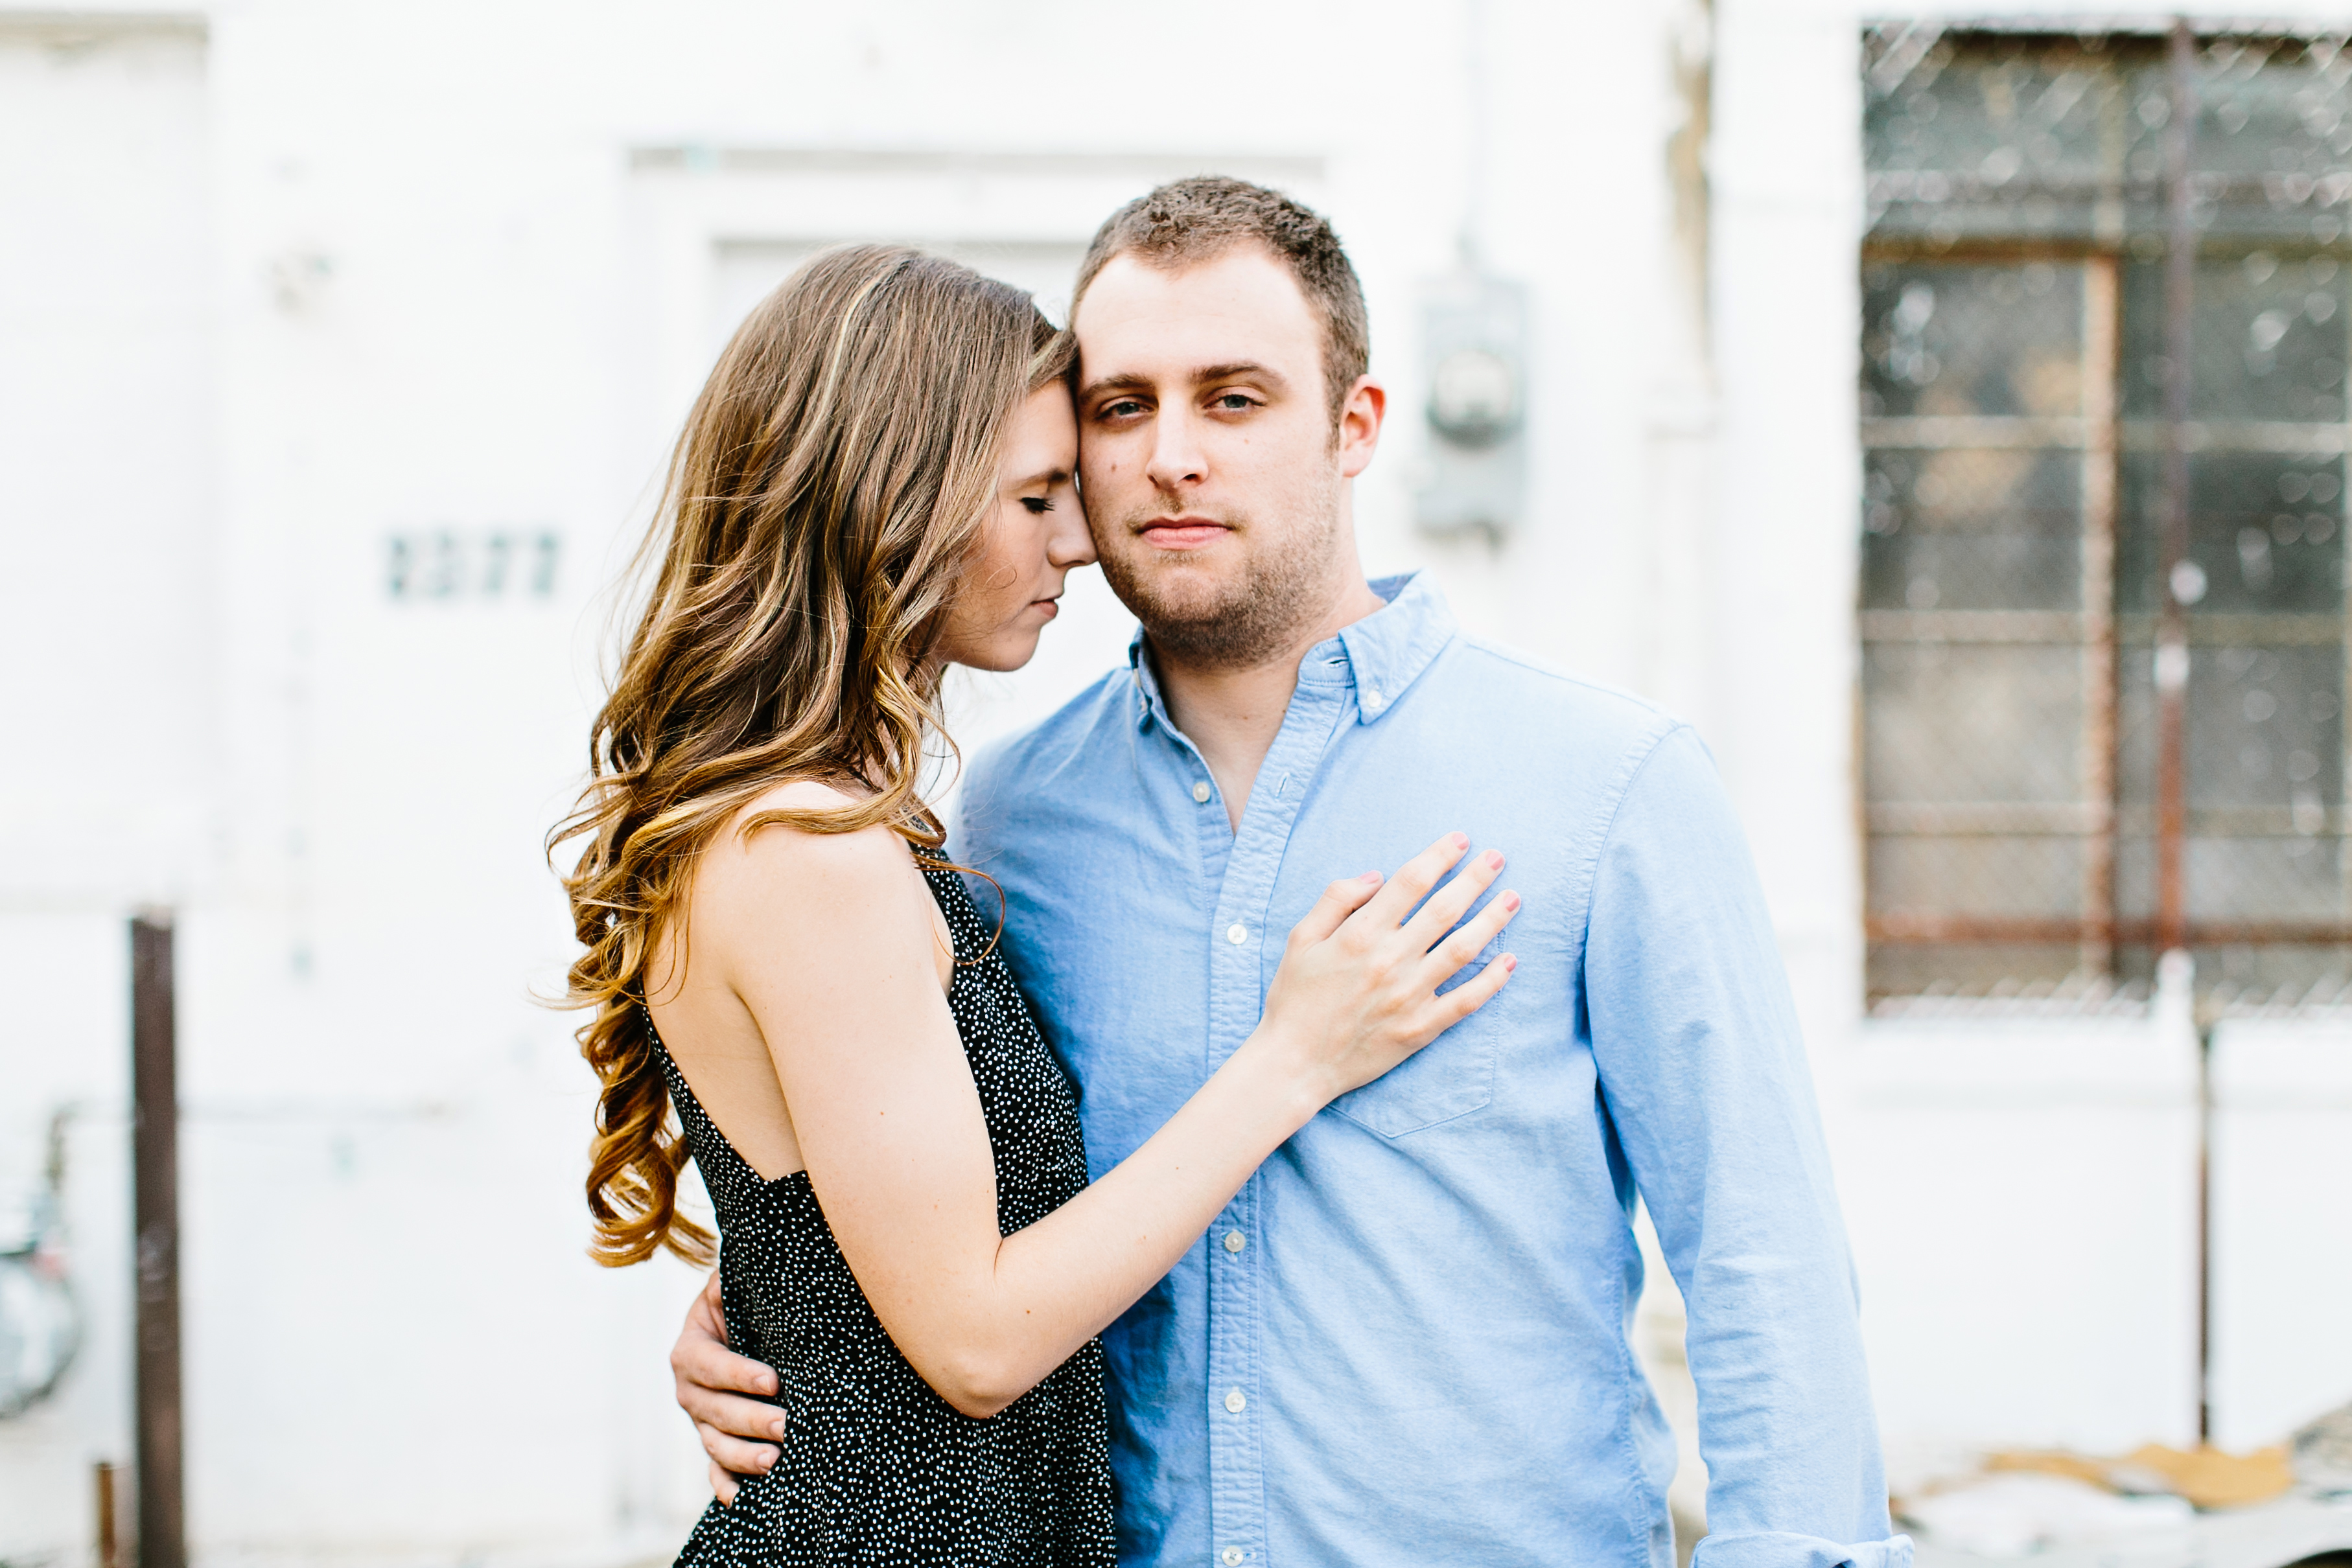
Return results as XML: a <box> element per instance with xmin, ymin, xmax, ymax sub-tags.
<box><xmin>1862</xmin><ymin>27</ymin><xmax>2352</xmax><ymax>1002</ymax></box>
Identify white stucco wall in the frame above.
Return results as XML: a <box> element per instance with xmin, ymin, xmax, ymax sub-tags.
<box><xmin>3</xmin><ymin>0</ymin><xmax>2347</xmax><ymax>1560</ymax></box>
<box><xmin>2207</xmin><ymin>1020</ymin><xmax>2352</xmax><ymax>1453</ymax></box>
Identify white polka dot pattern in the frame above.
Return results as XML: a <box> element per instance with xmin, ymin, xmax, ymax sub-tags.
<box><xmin>651</xmin><ymin>852</ymin><xmax>1114</xmax><ymax>1565</ymax></box>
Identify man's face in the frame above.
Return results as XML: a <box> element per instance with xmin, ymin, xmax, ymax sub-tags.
<box><xmin>1071</xmin><ymin>244</ymin><xmax>1381</xmax><ymax>667</ymax></box>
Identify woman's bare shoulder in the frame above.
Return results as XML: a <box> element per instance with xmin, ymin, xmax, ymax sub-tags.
<box><xmin>695</xmin><ymin>779</ymin><xmax>924</xmax><ymax>916</ymax></box>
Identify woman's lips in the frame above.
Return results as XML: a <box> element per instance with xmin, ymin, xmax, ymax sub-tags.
<box><xmin>1138</xmin><ymin>518</ymin><xmax>1229</xmax><ymax>550</ymax></box>
<box><xmin>1032</xmin><ymin>598</ymin><xmax>1059</xmax><ymax>620</ymax></box>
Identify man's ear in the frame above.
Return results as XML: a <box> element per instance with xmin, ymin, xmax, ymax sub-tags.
<box><xmin>1336</xmin><ymin>375</ymin><xmax>1386</xmax><ymax>478</ymax></box>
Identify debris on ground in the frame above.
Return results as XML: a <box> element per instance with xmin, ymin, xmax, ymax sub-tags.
<box><xmin>1890</xmin><ymin>1433</ymin><xmax>2349</xmax><ymax>1559</ymax></box>
<box><xmin>2296</xmin><ymin>1403</ymin><xmax>2352</xmax><ymax>1496</ymax></box>
<box><xmin>1900</xmin><ymin>1471</ymin><xmax>2194</xmax><ymax>1557</ymax></box>
<box><xmin>1989</xmin><ymin>1445</ymin><xmax>2296</xmax><ymax>1509</ymax></box>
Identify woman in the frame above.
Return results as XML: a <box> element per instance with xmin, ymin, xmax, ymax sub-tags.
<box><xmin>552</xmin><ymin>245</ymin><xmax>1519</xmax><ymax>1565</ymax></box>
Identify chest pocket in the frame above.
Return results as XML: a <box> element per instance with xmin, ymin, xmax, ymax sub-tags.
<box><xmin>1326</xmin><ymin>925</ymin><xmax>1502</xmax><ymax>1138</ymax></box>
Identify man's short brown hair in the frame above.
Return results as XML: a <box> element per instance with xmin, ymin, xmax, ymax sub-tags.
<box><xmin>1071</xmin><ymin>176</ymin><xmax>1370</xmax><ymax>429</ymax></box>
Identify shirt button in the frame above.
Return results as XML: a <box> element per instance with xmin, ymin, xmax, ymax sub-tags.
<box><xmin>1192</xmin><ymin>780</ymin><xmax>1211</xmax><ymax>803</ymax></box>
<box><xmin>1223</xmin><ymin>1551</ymin><xmax>1244</xmax><ymax>1567</ymax></box>
<box><xmin>1223</xmin><ymin>1230</ymin><xmax>1246</xmax><ymax>1254</ymax></box>
<box><xmin>1224</xmin><ymin>1387</ymin><xmax>1247</xmax><ymax>1413</ymax></box>
<box><xmin>1364</xmin><ymin>684</ymin><xmax>1383</xmax><ymax>708</ymax></box>
<box><xmin>1226</xmin><ymin>923</ymin><xmax>1248</xmax><ymax>945</ymax></box>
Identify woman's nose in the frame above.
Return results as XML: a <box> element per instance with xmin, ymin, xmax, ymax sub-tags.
<box><xmin>1053</xmin><ymin>504</ymin><xmax>1098</xmax><ymax>569</ymax></box>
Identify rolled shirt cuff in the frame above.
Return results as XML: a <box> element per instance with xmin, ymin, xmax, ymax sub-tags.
<box><xmin>1694</xmin><ymin>1531</ymin><xmax>1916</xmax><ymax>1568</ymax></box>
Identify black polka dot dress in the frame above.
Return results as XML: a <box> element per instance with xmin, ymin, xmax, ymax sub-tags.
<box><xmin>651</xmin><ymin>852</ymin><xmax>1115</xmax><ymax>1567</ymax></box>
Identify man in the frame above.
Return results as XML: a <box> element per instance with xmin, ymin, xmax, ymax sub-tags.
<box><xmin>673</xmin><ymin>178</ymin><xmax>1910</xmax><ymax>1568</ymax></box>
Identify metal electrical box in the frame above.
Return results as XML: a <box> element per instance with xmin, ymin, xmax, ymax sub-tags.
<box><xmin>1413</xmin><ymin>271</ymin><xmax>1528</xmax><ymax>537</ymax></box>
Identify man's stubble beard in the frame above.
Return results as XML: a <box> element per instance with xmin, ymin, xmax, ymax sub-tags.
<box><xmin>1096</xmin><ymin>470</ymin><xmax>1345</xmax><ymax>672</ymax></box>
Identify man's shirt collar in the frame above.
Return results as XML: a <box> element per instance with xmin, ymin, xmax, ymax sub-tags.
<box><xmin>1123</xmin><ymin>570</ymin><xmax>1458</xmax><ymax>732</ymax></box>
<box><xmin>1336</xmin><ymin>571</ymin><xmax>1457</xmax><ymax>724</ymax></box>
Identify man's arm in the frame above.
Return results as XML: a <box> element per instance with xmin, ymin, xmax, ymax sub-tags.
<box><xmin>672</xmin><ymin>1270</ymin><xmax>782</xmax><ymax>1504</ymax></box>
<box><xmin>1583</xmin><ymin>724</ymin><xmax>1912</xmax><ymax>1568</ymax></box>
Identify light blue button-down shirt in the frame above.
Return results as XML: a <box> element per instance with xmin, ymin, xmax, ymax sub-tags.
<box><xmin>957</xmin><ymin>573</ymin><xmax>1909</xmax><ymax>1568</ymax></box>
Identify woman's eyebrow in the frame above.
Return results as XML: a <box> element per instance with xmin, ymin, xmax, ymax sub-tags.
<box><xmin>1008</xmin><ymin>465</ymin><xmax>1072</xmax><ymax>490</ymax></box>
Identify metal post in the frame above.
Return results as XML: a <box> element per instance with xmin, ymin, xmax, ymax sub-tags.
<box><xmin>130</xmin><ymin>912</ymin><xmax>184</xmax><ymax>1568</ymax></box>
<box><xmin>2082</xmin><ymin>255</ymin><xmax>2121</xmax><ymax>974</ymax></box>
<box><xmin>95</xmin><ymin>1460</ymin><xmax>119</xmax><ymax>1568</ymax></box>
<box><xmin>2158</xmin><ymin>17</ymin><xmax>2210</xmax><ymax>1445</ymax></box>
<box><xmin>2155</xmin><ymin>19</ymin><xmax>2197</xmax><ymax>955</ymax></box>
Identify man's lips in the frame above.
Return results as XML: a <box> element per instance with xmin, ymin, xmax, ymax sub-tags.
<box><xmin>1135</xmin><ymin>516</ymin><xmax>1231</xmax><ymax>551</ymax></box>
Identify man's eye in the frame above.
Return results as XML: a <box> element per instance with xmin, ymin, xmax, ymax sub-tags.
<box><xmin>1021</xmin><ymin>496</ymin><xmax>1053</xmax><ymax>514</ymax></box>
<box><xmin>1100</xmin><ymin>399</ymin><xmax>1146</xmax><ymax>420</ymax></box>
<box><xmin>1213</xmin><ymin>393</ymin><xmax>1256</xmax><ymax>412</ymax></box>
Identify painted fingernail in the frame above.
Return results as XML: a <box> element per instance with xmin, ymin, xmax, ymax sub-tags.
<box><xmin>762</xmin><ymin>1449</ymin><xmax>778</xmax><ymax>1469</ymax></box>
<box><xmin>1485</xmin><ymin>851</ymin><xmax>1504</xmax><ymax>870</ymax></box>
<box><xmin>772</xmin><ymin>1416</ymin><xmax>788</xmax><ymax>1438</ymax></box>
<box><xmin>1449</xmin><ymin>831</ymin><xmax>1470</xmax><ymax>849</ymax></box>
<box><xmin>1360</xmin><ymin>870</ymin><xmax>1382</xmax><ymax>882</ymax></box>
<box><xmin>1502</xmin><ymin>954</ymin><xmax>1518</xmax><ymax>972</ymax></box>
<box><xmin>1502</xmin><ymin>892</ymin><xmax>1520</xmax><ymax>912</ymax></box>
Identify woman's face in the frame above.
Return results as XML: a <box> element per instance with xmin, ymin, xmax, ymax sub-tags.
<box><xmin>932</xmin><ymin>382</ymin><xmax>1093</xmax><ymax>674</ymax></box>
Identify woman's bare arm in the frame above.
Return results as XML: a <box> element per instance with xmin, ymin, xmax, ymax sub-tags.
<box><xmin>695</xmin><ymin>818</ymin><xmax>1517</xmax><ymax>1419</ymax></box>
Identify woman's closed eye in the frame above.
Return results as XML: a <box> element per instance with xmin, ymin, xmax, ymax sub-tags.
<box><xmin>1021</xmin><ymin>496</ymin><xmax>1054</xmax><ymax>515</ymax></box>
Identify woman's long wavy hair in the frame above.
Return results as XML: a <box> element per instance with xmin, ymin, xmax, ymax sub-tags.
<box><xmin>551</xmin><ymin>244</ymin><xmax>1073</xmax><ymax>1267</ymax></box>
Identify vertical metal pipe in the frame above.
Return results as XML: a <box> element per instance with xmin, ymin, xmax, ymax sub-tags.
<box><xmin>130</xmin><ymin>912</ymin><xmax>184</xmax><ymax>1568</ymax></box>
<box><xmin>2338</xmin><ymin>190</ymin><xmax>2352</xmax><ymax>949</ymax></box>
<box><xmin>2156</xmin><ymin>19</ymin><xmax>2197</xmax><ymax>954</ymax></box>
<box><xmin>2082</xmin><ymin>256</ymin><xmax>2121</xmax><ymax>974</ymax></box>
<box><xmin>96</xmin><ymin>1460</ymin><xmax>119</xmax><ymax>1568</ymax></box>
<box><xmin>2159</xmin><ymin>16</ymin><xmax>2209</xmax><ymax>1447</ymax></box>
<box><xmin>2197</xmin><ymin>1014</ymin><xmax>2214</xmax><ymax>1444</ymax></box>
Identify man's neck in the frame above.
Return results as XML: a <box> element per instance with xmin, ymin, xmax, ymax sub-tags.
<box><xmin>1154</xmin><ymin>575</ymin><xmax>1388</xmax><ymax>831</ymax></box>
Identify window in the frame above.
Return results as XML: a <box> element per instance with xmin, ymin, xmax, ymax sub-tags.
<box><xmin>1861</xmin><ymin>27</ymin><xmax>2352</xmax><ymax>1001</ymax></box>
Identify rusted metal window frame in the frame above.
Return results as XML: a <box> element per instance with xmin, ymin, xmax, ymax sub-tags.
<box><xmin>1862</xmin><ymin>21</ymin><xmax>2352</xmax><ymax>961</ymax></box>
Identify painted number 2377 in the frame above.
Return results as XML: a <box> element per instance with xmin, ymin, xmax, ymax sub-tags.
<box><xmin>386</xmin><ymin>530</ymin><xmax>561</xmax><ymax>601</ymax></box>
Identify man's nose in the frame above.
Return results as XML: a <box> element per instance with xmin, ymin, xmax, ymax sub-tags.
<box><xmin>1144</xmin><ymin>406</ymin><xmax>1207</xmax><ymax>493</ymax></box>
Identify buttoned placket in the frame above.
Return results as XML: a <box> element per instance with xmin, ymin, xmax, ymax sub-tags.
<box><xmin>1131</xmin><ymin>631</ymin><xmax>1395</xmax><ymax>1568</ymax></box>
<box><xmin>1195</xmin><ymin>658</ymin><xmax>1355</xmax><ymax>1568</ymax></box>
